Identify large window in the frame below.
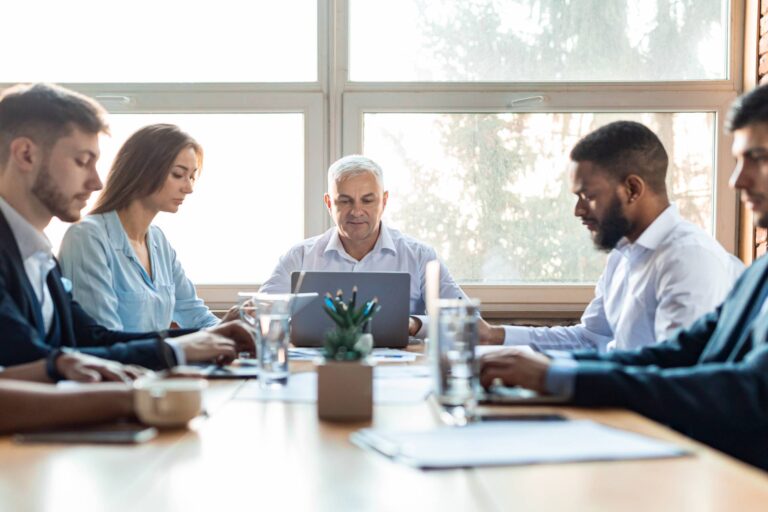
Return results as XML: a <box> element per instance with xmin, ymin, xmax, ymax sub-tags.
<box><xmin>0</xmin><ymin>0</ymin><xmax>742</xmax><ymax>310</ymax></box>
<box><xmin>365</xmin><ymin>111</ymin><xmax>715</xmax><ymax>283</ymax></box>
<box><xmin>349</xmin><ymin>0</ymin><xmax>729</xmax><ymax>82</ymax></box>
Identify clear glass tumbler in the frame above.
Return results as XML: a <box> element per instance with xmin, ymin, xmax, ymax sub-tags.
<box><xmin>239</xmin><ymin>294</ymin><xmax>291</xmax><ymax>388</ymax></box>
<box><xmin>432</xmin><ymin>298</ymin><xmax>480</xmax><ymax>425</ymax></box>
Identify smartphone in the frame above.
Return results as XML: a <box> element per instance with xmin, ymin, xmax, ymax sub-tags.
<box><xmin>13</xmin><ymin>423</ymin><xmax>158</xmax><ymax>444</ymax></box>
<box><xmin>476</xmin><ymin>413</ymin><xmax>567</xmax><ymax>422</ymax></box>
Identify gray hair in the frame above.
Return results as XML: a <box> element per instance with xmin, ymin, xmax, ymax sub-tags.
<box><xmin>327</xmin><ymin>155</ymin><xmax>384</xmax><ymax>190</ymax></box>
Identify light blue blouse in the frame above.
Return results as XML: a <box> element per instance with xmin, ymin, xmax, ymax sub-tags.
<box><xmin>58</xmin><ymin>211</ymin><xmax>219</xmax><ymax>332</ymax></box>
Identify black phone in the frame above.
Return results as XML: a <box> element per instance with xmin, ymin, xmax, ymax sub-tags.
<box><xmin>13</xmin><ymin>423</ymin><xmax>158</xmax><ymax>444</ymax></box>
<box><xmin>476</xmin><ymin>413</ymin><xmax>567</xmax><ymax>422</ymax></box>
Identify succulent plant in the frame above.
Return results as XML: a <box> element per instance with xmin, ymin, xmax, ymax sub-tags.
<box><xmin>321</xmin><ymin>287</ymin><xmax>380</xmax><ymax>361</ymax></box>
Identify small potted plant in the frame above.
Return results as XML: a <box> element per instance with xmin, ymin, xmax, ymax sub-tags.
<box><xmin>316</xmin><ymin>287</ymin><xmax>380</xmax><ymax>422</ymax></box>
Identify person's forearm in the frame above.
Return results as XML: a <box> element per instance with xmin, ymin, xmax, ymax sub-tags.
<box><xmin>0</xmin><ymin>381</ymin><xmax>134</xmax><ymax>433</ymax></box>
<box><xmin>0</xmin><ymin>360</ymin><xmax>50</xmax><ymax>383</ymax></box>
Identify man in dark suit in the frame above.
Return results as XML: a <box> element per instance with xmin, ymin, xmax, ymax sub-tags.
<box><xmin>0</xmin><ymin>83</ymin><xmax>253</xmax><ymax>375</ymax></box>
<box><xmin>480</xmin><ymin>85</ymin><xmax>768</xmax><ymax>471</ymax></box>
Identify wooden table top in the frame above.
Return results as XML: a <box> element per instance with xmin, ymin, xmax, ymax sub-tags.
<box><xmin>1</xmin><ymin>359</ymin><xmax>768</xmax><ymax>512</ymax></box>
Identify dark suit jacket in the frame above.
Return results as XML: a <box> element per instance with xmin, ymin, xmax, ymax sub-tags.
<box><xmin>0</xmin><ymin>211</ymin><xmax>194</xmax><ymax>370</ymax></box>
<box><xmin>568</xmin><ymin>254</ymin><xmax>768</xmax><ymax>469</ymax></box>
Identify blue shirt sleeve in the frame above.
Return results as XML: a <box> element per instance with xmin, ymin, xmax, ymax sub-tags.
<box><xmin>59</xmin><ymin>222</ymin><xmax>125</xmax><ymax>330</ymax></box>
<box><xmin>544</xmin><ymin>357</ymin><xmax>579</xmax><ymax>399</ymax></box>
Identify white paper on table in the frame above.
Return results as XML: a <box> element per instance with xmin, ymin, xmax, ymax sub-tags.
<box><xmin>373</xmin><ymin>365</ymin><xmax>431</xmax><ymax>379</ymax></box>
<box><xmin>237</xmin><ymin>371</ymin><xmax>432</xmax><ymax>404</ymax></box>
<box><xmin>288</xmin><ymin>348</ymin><xmax>419</xmax><ymax>363</ymax></box>
<box><xmin>351</xmin><ymin>420</ymin><xmax>690</xmax><ymax>469</ymax></box>
<box><xmin>475</xmin><ymin>345</ymin><xmax>535</xmax><ymax>358</ymax></box>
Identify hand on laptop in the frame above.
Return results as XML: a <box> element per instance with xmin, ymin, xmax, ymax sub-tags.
<box><xmin>479</xmin><ymin>348</ymin><xmax>551</xmax><ymax>393</ymax></box>
<box><xmin>478</xmin><ymin>318</ymin><xmax>505</xmax><ymax>345</ymax></box>
<box><xmin>408</xmin><ymin>316</ymin><xmax>421</xmax><ymax>336</ymax></box>
<box><xmin>179</xmin><ymin>321</ymin><xmax>256</xmax><ymax>365</ymax></box>
<box><xmin>220</xmin><ymin>305</ymin><xmax>240</xmax><ymax>323</ymax></box>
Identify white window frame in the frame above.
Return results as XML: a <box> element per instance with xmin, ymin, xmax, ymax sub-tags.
<box><xmin>337</xmin><ymin>0</ymin><xmax>745</xmax><ymax>315</ymax></box>
<box><xmin>1</xmin><ymin>0</ymin><xmax>745</xmax><ymax>315</ymax></box>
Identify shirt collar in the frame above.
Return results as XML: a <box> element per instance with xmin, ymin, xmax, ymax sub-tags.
<box><xmin>102</xmin><ymin>210</ymin><xmax>158</xmax><ymax>255</ymax></box>
<box><xmin>633</xmin><ymin>204</ymin><xmax>681</xmax><ymax>251</ymax></box>
<box><xmin>0</xmin><ymin>196</ymin><xmax>53</xmax><ymax>260</ymax></box>
<box><xmin>325</xmin><ymin>221</ymin><xmax>398</xmax><ymax>259</ymax></box>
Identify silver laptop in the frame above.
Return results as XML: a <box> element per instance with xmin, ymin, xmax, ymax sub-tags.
<box><xmin>290</xmin><ymin>271</ymin><xmax>410</xmax><ymax>348</ymax></box>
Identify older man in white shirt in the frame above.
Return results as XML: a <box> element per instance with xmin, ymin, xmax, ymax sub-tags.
<box><xmin>260</xmin><ymin>155</ymin><xmax>467</xmax><ymax>337</ymax></box>
<box><xmin>480</xmin><ymin>121</ymin><xmax>744</xmax><ymax>351</ymax></box>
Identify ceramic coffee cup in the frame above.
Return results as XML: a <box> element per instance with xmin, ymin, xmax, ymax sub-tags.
<box><xmin>133</xmin><ymin>378</ymin><xmax>207</xmax><ymax>428</ymax></box>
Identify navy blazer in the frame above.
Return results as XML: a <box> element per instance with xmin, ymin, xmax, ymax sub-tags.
<box><xmin>0</xmin><ymin>211</ymin><xmax>193</xmax><ymax>370</ymax></box>
<box><xmin>569</xmin><ymin>254</ymin><xmax>768</xmax><ymax>470</ymax></box>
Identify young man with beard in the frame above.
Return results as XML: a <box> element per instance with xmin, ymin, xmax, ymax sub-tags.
<box><xmin>477</xmin><ymin>86</ymin><xmax>768</xmax><ymax>470</ymax></box>
<box><xmin>480</xmin><ymin>121</ymin><xmax>743</xmax><ymax>351</ymax></box>
<box><xmin>0</xmin><ymin>83</ymin><xmax>254</xmax><ymax>371</ymax></box>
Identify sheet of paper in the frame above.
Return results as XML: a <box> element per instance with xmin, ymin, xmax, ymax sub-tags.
<box><xmin>351</xmin><ymin>420</ymin><xmax>689</xmax><ymax>469</ymax></box>
<box><xmin>373</xmin><ymin>365</ymin><xmax>431</xmax><ymax>379</ymax></box>
<box><xmin>237</xmin><ymin>371</ymin><xmax>432</xmax><ymax>404</ymax></box>
<box><xmin>475</xmin><ymin>345</ymin><xmax>534</xmax><ymax>358</ymax></box>
<box><xmin>287</xmin><ymin>348</ymin><xmax>419</xmax><ymax>363</ymax></box>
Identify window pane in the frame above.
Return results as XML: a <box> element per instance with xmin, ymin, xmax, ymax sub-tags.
<box><xmin>364</xmin><ymin>112</ymin><xmax>714</xmax><ymax>283</ymax></box>
<box><xmin>350</xmin><ymin>0</ymin><xmax>729</xmax><ymax>82</ymax></box>
<box><xmin>47</xmin><ymin>113</ymin><xmax>304</xmax><ymax>284</ymax></box>
<box><xmin>0</xmin><ymin>0</ymin><xmax>317</xmax><ymax>83</ymax></box>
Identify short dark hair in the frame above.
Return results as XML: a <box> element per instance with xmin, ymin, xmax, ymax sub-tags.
<box><xmin>91</xmin><ymin>124</ymin><xmax>203</xmax><ymax>214</ymax></box>
<box><xmin>726</xmin><ymin>84</ymin><xmax>768</xmax><ymax>132</ymax></box>
<box><xmin>570</xmin><ymin>120</ymin><xmax>669</xmax><ymax>194</ymax></box>
<box><xmin>0</xmin><ymin>83</ymin><xmax>109</xmax><ymax>166</ymax></box>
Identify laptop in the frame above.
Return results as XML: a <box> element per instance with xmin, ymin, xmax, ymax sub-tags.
<box><xmin>290</xmin><ymin>271</ymin><xmax>410</xmax><ymax>348</ymax></box>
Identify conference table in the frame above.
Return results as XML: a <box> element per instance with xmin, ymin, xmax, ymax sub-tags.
<box><xmin>2</xmin><ymin>353</ymin><xmax>768</xmax><ymax>512</ymax></box>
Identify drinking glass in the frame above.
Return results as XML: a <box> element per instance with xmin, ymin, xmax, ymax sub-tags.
<box><xmin>431</xmin><ymin>298</ymin><xmax>480</xmax><ymax>425</ymax></box>
<box><xmin>239</xmin><ymin>294</ymin><xmax>291</xmax><ymax>388</ymax></box>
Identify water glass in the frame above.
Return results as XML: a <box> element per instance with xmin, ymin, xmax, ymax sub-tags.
<box><xmin>239</xmin><ymin>294</ymin><xmax>291</xmax><ymax>388</ymax></box>
<box><xmin>431</xmin><ymin>298</ymin><xmax>480</xmax><ymax>425</ymax></box>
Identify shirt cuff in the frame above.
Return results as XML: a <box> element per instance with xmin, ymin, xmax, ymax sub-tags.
<box><xmin>544</xmin><ymin>357</ymin><xmax>579</xmax><ymax>399</ymax></box>
<box><xmin>412</xmin><ymin>315</ymin><xmax>428</xmax><ymax>339</ymax></box>
<box><xmin>164</xmin><ymin>338</ymin><xmax>187</xmax><ymax>366</ymax></box>
<box><xmin>502</xmin><ymin>325</ymin><xmax>534</xmax><ymax>346</ymax></box>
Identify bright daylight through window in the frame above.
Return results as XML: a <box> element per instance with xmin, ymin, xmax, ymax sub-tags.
<box><xmin>0</xmin><ymin>0</ymin><xmax>736</xmax><ymax>293</ymax></box>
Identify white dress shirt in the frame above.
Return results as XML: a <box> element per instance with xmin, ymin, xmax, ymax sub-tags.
<box><xmin>503</xmin><ymin>205</ymin><xmax>744</xmax><ymax>351</ymax></box>
<box><xmin>0</xmin><ymin>197</ymin><xmax>56</xmax><ymax>334</ymax></box>
<box><xmin>259</xmin><ymin>223</ymin><xmax>468</xmax><ymax>337</ymax></box>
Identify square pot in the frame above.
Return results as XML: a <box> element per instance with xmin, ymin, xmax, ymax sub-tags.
<box><xmin>316</xmin><ymin>360</ymin><xmax>373</xmax><ymax>422</ymax></box>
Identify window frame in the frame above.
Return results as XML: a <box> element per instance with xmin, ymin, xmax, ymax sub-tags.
<box><xmin>337</xmin><ymin>0</ymin><xmax>745</xmax><ymax>313</ymax></box>
<box><xmin>0</xmin><ymin>0</ymin><xmax>745</xmax><ymax>314</ymax></box>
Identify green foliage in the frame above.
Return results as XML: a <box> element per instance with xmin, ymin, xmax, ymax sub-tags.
<box><xmin>322</xmin><ymin>288</ymin><xmax>380</xmax><ymax>361</ymax></box>
<box><xmin>379</xmin><ymin>1</ymin><xmax>717</xmax><ymax>283</ymax></box>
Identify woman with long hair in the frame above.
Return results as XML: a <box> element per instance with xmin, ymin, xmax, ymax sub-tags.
<box><xmin>59</xmin><ymin>124</ymin><xmax>235</xmax><ymax>332</ymax></box>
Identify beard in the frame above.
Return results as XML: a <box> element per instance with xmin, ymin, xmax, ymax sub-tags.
<box><xmin>30</xmin><ymin>163</ymin><xmax>81</xmax><ymax>223</ymax></box>
<box><xmin>593</xmin><ymin>195</ymin><xmax>631</xmax><ymax>252</ymax></box>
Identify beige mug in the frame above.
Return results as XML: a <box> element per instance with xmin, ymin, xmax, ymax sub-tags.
<box><xmin>133</xmin><ymin>378</ymin><xmax>207</xmax><ymax>428</ymax></box>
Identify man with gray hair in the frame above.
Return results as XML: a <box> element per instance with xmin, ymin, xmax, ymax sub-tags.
<box><xmin>260</xmin><ymin>154</ymin><xmax>467</xmax><ymax>336</ymax></box>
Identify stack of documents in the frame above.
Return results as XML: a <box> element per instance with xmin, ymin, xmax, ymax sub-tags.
<box><xmin>351</xmin><ymin>420</ymin><xmax>689</xmax><ymax>469</ymax></box>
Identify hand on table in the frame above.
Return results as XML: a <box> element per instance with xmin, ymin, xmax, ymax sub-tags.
<box><xmin>479</xmin><ymin>348</ymin><xmax>552</xmax><ymax>393</ymax></box>
<box><xmin>57</xmin><ymin>353</ymin><xmax>148</xmax><ymax>383</ymax></box>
